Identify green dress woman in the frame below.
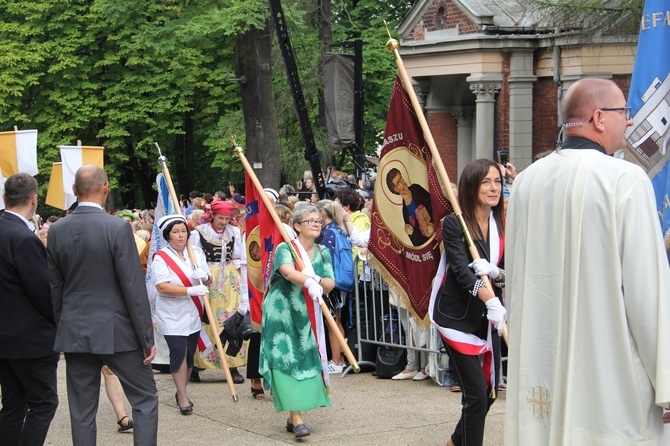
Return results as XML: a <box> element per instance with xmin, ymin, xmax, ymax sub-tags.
<box><xmin>259</xmin><ymin>204</ymin><xmax>335</xmax><ymax>439</ymax></box>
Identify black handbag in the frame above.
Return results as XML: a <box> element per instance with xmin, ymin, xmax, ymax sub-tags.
<box><xmin>220</xmin><ymin>310</ymin><xmax>256</xmax><ymax>356</ymax></box>
<box><xmin>374</xmin><ymin>312</ymin><xmax>407</xmax><ymax>378</ymax></box>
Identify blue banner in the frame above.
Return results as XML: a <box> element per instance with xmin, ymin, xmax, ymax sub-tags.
<box><xmin>625</xmin><ymin>0</ymin><xmax>670</xmax><ymax>241</ymax></box>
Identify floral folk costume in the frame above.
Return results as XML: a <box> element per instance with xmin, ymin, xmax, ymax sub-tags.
<box><xmin>190</xmin><ymin>200</ymin><xmax>248</xmax><ymax>370</ymax></box>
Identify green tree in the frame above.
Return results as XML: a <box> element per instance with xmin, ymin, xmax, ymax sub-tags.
<box><xmin>0</xmin><ymin>0</ymin><xmax>416</xmax><ymax>211</ymax></box>
<box><xmin>520</xmin><ymin>0</ymin><xmax>642</xmax><ymax>35</ymax></box>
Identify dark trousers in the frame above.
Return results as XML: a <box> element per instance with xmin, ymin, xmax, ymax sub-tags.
<box><xmin>445</xmin><ymin>330</ymin><xmax>500</xmax><ymax>446</ymax></box>
<box><xmin>0</xmin><ymin>354</ymin><xmax>59</xmax><ymax>446</ymax></box>
<box><xmin>245</xmin><ymin>333</ymin><xmax>261</xmax><ymax>379</ymax></box>
<box><xmin>64</xmin><ymin>350</ymin><xmax>158</xmax><ymax>446</ymax></box>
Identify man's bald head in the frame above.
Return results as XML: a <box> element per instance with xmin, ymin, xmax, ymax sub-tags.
<box><xmin>73</xmin><ymin>165</ymin><xmax>108</xmax><ymax>200</ymax></box>
<box><xmin>563</xmin><ymin>78</ymin><xmax>619</xmax><ymax>123</ymax></box>
<box><xmin>562</xmin><ymin>78</ymin><xmax>631</xmax><ymax>154</ymax></box>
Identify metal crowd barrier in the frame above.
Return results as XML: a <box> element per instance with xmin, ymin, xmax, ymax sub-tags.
<box><xmin>341</xmin><ymin>260</ymin><xmax>450</xmax><ymax>386</ymax></box>
<box><xmin>341</xmin><ymin>259</ymin><xmax>507</xmax><ymax>388</ymax></box>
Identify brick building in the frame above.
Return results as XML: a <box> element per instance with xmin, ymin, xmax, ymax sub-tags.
<box><xmin>397</xmin><ymin>0</ymin><xmax>637</xmax><ymax>178</ymax></box>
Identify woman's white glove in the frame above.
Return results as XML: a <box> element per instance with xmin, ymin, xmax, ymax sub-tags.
<box><xmin>484</xmin><ymin>298</ymin><xmax>506</xmax><ymax>336</ymax></box>
<box><xmin>304</xmin><ymin>277</ymin><xmax>323</xmax><ymax>303</ymax></box>
<box><xmin>469</xmin><ymin>259</ymin><xmax>500</xmax><ymax>280</ymax></box>
<box><xmin>301</xmin><ymin>267</ymin><xmax>321</xmax><ymax>285</ymax></box>
<box><xmin>301</xmin><ymin>266</ymin><xmax>316</xmax><ymax>279</ymax></box>
<box><xmin>191</xmin><ymin>268</ymin><xmax>210</xmax><ymax>282</ymax></box>
<box><xmin>187</xmin><ymin>285</ymin><xmax>209</xmax><ymax>296</ymax></box>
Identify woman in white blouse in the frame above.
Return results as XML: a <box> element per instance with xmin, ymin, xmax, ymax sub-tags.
<box><xmin>153</xmin><ymin>215</ymin><xmax>212</xmax><ymax>415</ymax></box>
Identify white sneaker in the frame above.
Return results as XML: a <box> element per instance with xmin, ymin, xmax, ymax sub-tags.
<box><xmin>391</xmin><ymin>370</ymin><xmax>418</xmax><ymax>380</ymax></box>
<box><xmin>327</xmin><ymin>360</ymin><xmax>344</xmax><ymax>374</ymax></box>
<box><xmin>413</xmin><ymin>371</ymin><xmax>429</xmax><ymax>381</ymax></box>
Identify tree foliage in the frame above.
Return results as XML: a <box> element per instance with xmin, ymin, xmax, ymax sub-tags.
<box><xmin>520</xmin><ymin>0</ymin><xmax>643</xmax><ymax>36</ymax></box>
<box><xmin>0</xmin><ymin>0</ymin><xmax>415</xmax><ymax>213</ymax></box>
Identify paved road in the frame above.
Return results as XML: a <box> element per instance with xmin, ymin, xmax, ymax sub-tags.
<box><xmin>44</xmin><ymin>356</ymin><xmax>506</xmax><ymax>445</ymax></box>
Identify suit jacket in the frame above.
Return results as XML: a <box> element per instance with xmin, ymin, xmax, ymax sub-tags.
<box><xmin>433</xmin><ymin>213</ymin><xmax>504</xmax><ymax>335</ymax></box>
<box><xmin>47</xmin><ymin>206</ymin><xmax>154</xmax><ymax>354</ymax></box>
<box><xmin>0</xmin><ymin>212</ymin><xmax>57</xmax><ymax>358</ymax></box>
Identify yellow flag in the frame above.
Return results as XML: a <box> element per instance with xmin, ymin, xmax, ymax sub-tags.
<box><xmin>0</xmin><ymin>129</ymin><xmax>38</xmax><ymax>177</ymax></box>
<box><xmin>45</xmin><ymin>163</ymin><xmax>68</xmax><ymax>210</ymax></box>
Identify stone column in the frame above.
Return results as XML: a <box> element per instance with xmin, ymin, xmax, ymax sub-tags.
<box><xmin>413</xmin><ymin>79</ymin><xmax>430</xmax><ymax>113</ymax></box>
<box><xmin>467</xmin><ymin>74</ymin><xmax>502</xmax><ymax>160</ymax></box>
<box><xmin>508</xmin><ymin>50</ymin><xmax>537</xmax><ymax>170</ymax></box>
<box><xmin>454</xmin><ymin>109</ymin><xmax>474</xmax><ymax>177</ymax></box>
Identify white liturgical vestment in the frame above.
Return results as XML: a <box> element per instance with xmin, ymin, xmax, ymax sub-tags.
<box><xmin>505</xmin><ymin>147</ymin><xmax>670</xmax><ymax>445</ymax></box>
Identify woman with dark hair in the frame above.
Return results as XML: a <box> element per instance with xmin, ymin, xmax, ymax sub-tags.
<box><xmin>259</xmin><ymin>204</ymin><xmax>335</xmax><ymax>439</ymax></box>
<box><xmin>153</xmin><ymin>215</ymin><xmax>212</xmax><ymax>415</ymax></box>
<box><xmin>434</xmin><ymin>159</ymin><xmax>506</xmax><ymax>446</ymax></box>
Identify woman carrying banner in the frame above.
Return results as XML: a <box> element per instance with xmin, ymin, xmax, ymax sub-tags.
<box><xmin>434</xmin><ymin>159</ymin><xmax>506</xmax><ymax>446</ymax></box>
<box><xmin>152</xmin><ymin>215</ymin><xmax>212</xmax><ymax>415</ymax></box>
<box><xmin>259</xmin><ymin>204</ymin><xmax>335</xmax><ymax>439</ymax></box>
<box><xmin>190</xmin><ymin>200</ymin><xmax>248</xmax><ymax>383</ymax></box>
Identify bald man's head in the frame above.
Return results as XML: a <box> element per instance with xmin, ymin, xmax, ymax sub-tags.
<box><xmin>562</xmin><ymin>78</ymin><xmax>631</xmax><ymax>154</ymax></box>
<box><xmin>74</xmin><ymin>165</ymin><xmax>108</xmax><ymax>199</ymax></box>
<box><xmin>563</xmin><ymin>78</ymin><xmax>619</xmax><ymax>123</ymax></box>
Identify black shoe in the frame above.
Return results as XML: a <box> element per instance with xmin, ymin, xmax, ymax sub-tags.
<box><xmin>230</xmin><ymin>369</ymin><xmax>245</xmax><ymax>384</ymax></box>
<box><xmin>293</xmin><ymin>423</ymin><xmax>310</xmax><ymax>438</ymax></box>
<box><xmin>175</xmin><ymin>392</ymin><xmax>193</xmax><ymax>408</ymax></box>
<box><xmin>190</xmin><ymin>370</ymin><xmax>200</xmax><ymax>382</ymax></box>
<box><xmin>176</xmin><ymin>392</ymin><xmax>193</xmax><ymax>415</ymax></box>
<box><xmin>286</xmin><ymin>419</ymin><xmax>294</xmax><ymax>433</ymax></box>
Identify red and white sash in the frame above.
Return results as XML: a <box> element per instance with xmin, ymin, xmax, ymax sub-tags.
<box><xmin>154</xmin><ymin>249</ymin><xmax>214</xmax><ymax>357</ymax></box>
<box><xmin>429</xmin><ymin>212</ymin><xmax>502</xmax><ymax>390</ymax></box>
<box><xmin>291</xmin><ymin>239</ymin><xmax>329</xmax><ymax>387</ymax></box>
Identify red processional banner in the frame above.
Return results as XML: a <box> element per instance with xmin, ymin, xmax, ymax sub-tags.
<box><xmin>368</xmin><ymin>76</ymin><xmax>453</xmax><ymax>327</ymax></box>
<box><xmin>245</xmin><ymin>174</ymin><xmax>282</xmax><ymax>328</ymax></box>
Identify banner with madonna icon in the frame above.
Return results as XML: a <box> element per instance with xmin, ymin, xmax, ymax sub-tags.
<box><xmin>368</xmin><ymin>76</ymin><xmax>453</xmax><ymax>328</ymax></box>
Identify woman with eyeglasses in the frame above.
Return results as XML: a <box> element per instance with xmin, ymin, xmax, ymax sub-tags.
<box><xmin>258</xmin><ymin>204</ymin><xmax>335</xmax><ymax>439</ymax></box>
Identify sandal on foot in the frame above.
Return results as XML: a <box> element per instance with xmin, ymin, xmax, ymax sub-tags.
<box><xmin>251</xmin><ymin>386</ymin><xmax>265</xmax><ymax>400</ymax></box>
<box><xmin>117</xmin><ymin>416</ymin><xmax>133</xmax><ymax>432</ymax></box>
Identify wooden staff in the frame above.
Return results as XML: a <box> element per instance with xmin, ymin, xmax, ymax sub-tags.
<box><xmin>384</xmin><ymin>25</ymin><xmax>509</xmax><ymax>346</ymax></box>
<box><xmin>232</xmin><ymin>140</ymin><xmax>361</xmax><ymax>373</ymax></box>
<box><xmin>155</xmin><ymin>143</ymin><xmax>239</xmax><ymax>402</ymax></box>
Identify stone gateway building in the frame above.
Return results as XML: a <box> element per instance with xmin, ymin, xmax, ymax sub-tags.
<box><xmin>397</xmin><ymin>0</ymin><xmax>637</xmax><ymax>179</ymax></box>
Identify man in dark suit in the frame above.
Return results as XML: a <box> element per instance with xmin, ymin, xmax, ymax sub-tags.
<box><xmin>47</xmin><ymin>165</ymin><xmax>158</xmax><ymax>446</ymax></box>
<box><xmin>0</xmin><ymin>173</ymin><xmax>59</xmax><ymax>446</ymax></box>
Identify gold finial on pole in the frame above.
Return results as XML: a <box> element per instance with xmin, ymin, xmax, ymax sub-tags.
<box><xmin>230</xmin><ymin>135</ymin><xmax>244</xmax><ymax>156</ymax></box>
<box><xmin>383</xmin><ymin>20</ymin><xmax>401</xmax><ymax>54</ymax></box>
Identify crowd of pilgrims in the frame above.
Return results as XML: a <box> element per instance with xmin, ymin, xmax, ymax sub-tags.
<box><xmin>30</xmin><ymin>160</ymin><xmax>520</xmax><ymax>441</ymax></box>
<box><xmin>34</xmin><ymin>171</ymin><xmax>392</xmax><ymax>438</ymax></box>
<box><xmin>31</xmin><ymin>160</ymin><xmax>514</xmax><ymax>441</ymax></box>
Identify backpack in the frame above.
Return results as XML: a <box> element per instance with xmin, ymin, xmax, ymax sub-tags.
<box><xmin>325</xmin><ymin>226</ymin><xmax>355</xmax><ymax>292</ymax></box>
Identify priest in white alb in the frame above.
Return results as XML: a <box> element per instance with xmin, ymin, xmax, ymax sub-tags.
<box><xmin>505</xmin><ymin>78</ymin><xmax>670</xmax><ymax>445</ymax></box>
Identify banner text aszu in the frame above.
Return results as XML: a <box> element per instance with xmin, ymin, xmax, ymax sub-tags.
<box><xmin>381</xmin><ymin>132</ymin><xmax>403</xmax><ymax>149</ymax></box>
